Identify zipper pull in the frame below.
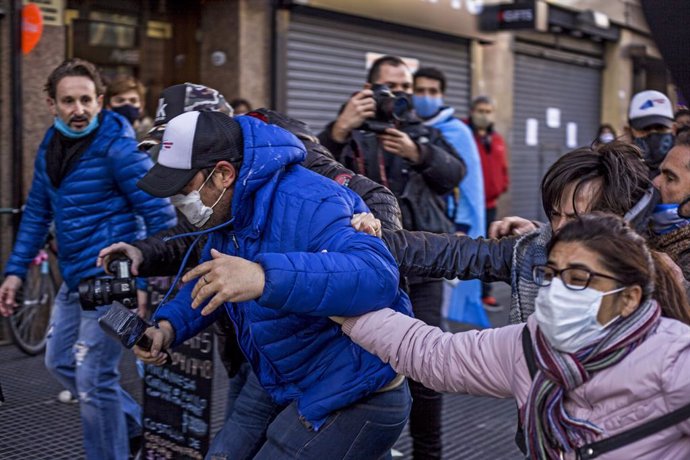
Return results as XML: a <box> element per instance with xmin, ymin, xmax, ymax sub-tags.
<box><xmin>232</xmin><ymin>234</ymin><xmax>239</xmax><ymax>249</ymax></box>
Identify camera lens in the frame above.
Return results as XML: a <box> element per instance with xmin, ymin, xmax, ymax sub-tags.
<box><xmin>392</xmin><ymin>96</ymin><xmax>410</xmax><ymax>120</ymax></box>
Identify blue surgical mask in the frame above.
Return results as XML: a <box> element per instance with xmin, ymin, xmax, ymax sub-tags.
<box><xmin>412</xmin><ymin>95</ymin><xmax>443</xmax><ymax>119</ymax></box>
<box><xmin>53</xmin><ymin>115</ymin><xmax>100</xmax><ymax>139</ymax></box>
<box><xmin>651</xmin><ymin>203</ymin><xmax>690</xmax><ymax>235</ymax></box>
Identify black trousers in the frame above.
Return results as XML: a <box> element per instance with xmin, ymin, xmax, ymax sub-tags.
<box><xmin>481</xmin><ymin>207</ymin><xmax>498</xmax><ymax>298</ymax></box>
<box><xmin>408</xmin><ymin>279</ymin><xmax>444</xmax><ymax>460</ymax></box>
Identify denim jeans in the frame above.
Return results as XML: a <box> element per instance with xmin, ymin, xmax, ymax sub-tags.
<box><xmin>207</xmin><ymin>369</ymin><xmax>411</xmax><ymax>460</ymax></box>
<box><xmin>45</xmin><ymin>284</ymin><xmax>142</xmax><ymax>460</ymax></box>
<box><xmin>224</xmin><ymin>361</ymin><xmax>251</xmax><ymax>420</ymax></box>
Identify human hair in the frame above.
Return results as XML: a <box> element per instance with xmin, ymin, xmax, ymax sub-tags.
<box><xmin>44</xmin><ymin>58</ymin><xmax>105</xmax><ymax>99</ymax></box>
<box><xmin>471</xmin><ymin>95</ymin><xmax>493</xmax><ymax>110</ymax></box>
<box><xmin>367</xmin><ymin>55</ymin><xmax>407</xmax><ymax>84</ymax></box>
<box><xmin>596</xmin><ymin>123</ymin><xmax>617</xmax><ymax>138</ymax></box>
<box><xmin>105</xmin><ymin>75</ymin><xmax>146</xmax><ymax>107</ymax></box>
<box><xmin>674</xmin><ymin>108</ymin><xmax>690</xmax><ymax>121</ymax></box>
<box><xmin>675</xmin><ymin>126</ymin><xmax>690</xmax><ymax>146</ymax></box>
<box><xmin>541</xmin><ymin>141</ymin><xmax>650</xmax><ymax>220</ymax></box>
<box><xmin>229</xmin><ymin>98</ymin><xmax>252</xmax><ymax>112</ymax></box>
<box><xmin>548</xmin><ymin>213</ymin><xmax>690</xmax><ymax>323</ymax></box>
<box><xmin>413</xmin><ymin>67</ymin><xmax>446</xmax><ymax>93</ymax></box>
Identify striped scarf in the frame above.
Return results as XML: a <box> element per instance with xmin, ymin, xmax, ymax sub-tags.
<box><xmin>522</xmin><ymin>299</ymin><xmax>661</xmax><ymax>458</ymax></box>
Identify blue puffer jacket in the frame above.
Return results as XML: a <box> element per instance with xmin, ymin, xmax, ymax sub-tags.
<box><xmin>4</xmin><ymin>111</ymin><xmax>177</xmax><ymax>290</ymax></box>
<box><xmin>154</xmin><ymin>116</ymin><xmax>412</xmax><ymax>429</ymax></box>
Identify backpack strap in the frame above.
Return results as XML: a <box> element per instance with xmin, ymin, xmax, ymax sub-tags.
<box><xmin>577</xmin><ymin>401</ymin><xmax>690</xmax><ymax>459</ymax></box>
<box><xmin>515</xmin><ymin>326</ymin><xmax>538</xmax><ymax>455</ymax></box>
<box><xmin>522</xmin><ymin>325</ymin><xmax>538</xmax><ymax>379</ymax></box>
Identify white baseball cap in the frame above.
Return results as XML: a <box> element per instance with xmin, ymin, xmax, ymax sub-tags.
<box><xmin>138</xmin><ymin>111</ymin><xmax>243</xmax><ymax>197</ymax></box>
<box><xmin>628</xmin><ymin>90</ymin><xmax>674</xmax><ymax>130</ymax></box>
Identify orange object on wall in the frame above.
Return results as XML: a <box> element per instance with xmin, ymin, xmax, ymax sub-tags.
<box><xmin>22</xmin><ymin>3</ymin><xmax>44</xmax><ymax>55</ymax></box>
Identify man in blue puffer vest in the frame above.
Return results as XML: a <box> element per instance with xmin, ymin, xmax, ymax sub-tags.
<box><xmin>134</xmin><ymin>110</ymin><xmax>413</xmax><ymax>459</ymax></box>
<box><xmin>0</xmin><ymin>59</ymin><xmax>177</xmax><ymax>460</ymax></box>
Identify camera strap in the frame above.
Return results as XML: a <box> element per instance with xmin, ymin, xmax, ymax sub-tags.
<box><xmin>352</xmin><ymin>131</ymin><xmax>389</xmax><ymax>189</ymax></box>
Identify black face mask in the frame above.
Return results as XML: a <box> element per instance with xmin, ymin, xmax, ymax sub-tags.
<box><xmin>112</xmin><ymin>104</ymin><xmax>141</xmax><ymax>126</ymax></box>
<box><xmin>633</xmin><ymin>132</ymin><xmax>674</xmax><ymax>170</ymax></box>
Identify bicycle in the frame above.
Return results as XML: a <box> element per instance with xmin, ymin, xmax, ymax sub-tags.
<box><xmin>0</xmin><ymin>207</ymin><xmax>60</xmax><ymax>355</ymax></box>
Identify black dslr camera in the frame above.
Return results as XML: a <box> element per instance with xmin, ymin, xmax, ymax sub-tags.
<box><xmin>78</xmin><ymin>256</ymin><xmax>135</xmax><ymax>310</ymax></box>
<box><xmin>360</xmin><ymin>84</ymin><xmax>411</xmax><ymax>134</ymax></box>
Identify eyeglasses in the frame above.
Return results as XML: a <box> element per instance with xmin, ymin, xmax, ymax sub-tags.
<box><xmin>532</xmin><ymin>265</ymin><xmax>624</xmax><ymax>291</ymax></box>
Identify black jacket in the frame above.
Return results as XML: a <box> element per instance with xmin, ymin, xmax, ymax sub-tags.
<box><xmin>318</xmin><ymin>116</ymin><xmax>466</xmax><ymax>201</ymax></box>
<box><xmin>382</xmin><ymin>228</ymin><xmax>515</xmax><ymax>283</ymax></box>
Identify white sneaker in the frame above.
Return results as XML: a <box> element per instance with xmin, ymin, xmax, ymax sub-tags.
<box><xmin>58</xmin><ymin>390</ymin><xmax>78</xmax><ymax>404</ymax></box>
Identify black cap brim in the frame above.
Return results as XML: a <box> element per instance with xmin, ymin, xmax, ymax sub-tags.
<box><xmin>630</xmin><ymin>115</ymin><xmax>673</xmax><ymax>130</ymax></box>
<box><xmin>137</xmin><ymin>163</ymin><xmax>200</xmax><ymax>198</ymax></box>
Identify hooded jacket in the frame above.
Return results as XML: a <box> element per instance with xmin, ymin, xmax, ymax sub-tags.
<box><xmin>4</xmin><ymin>110</ymin><xmax>176</xmax><ymax>290</ymax></box>
<box><xmin>342</xmin><ymin>309</ymin><xmax>690</xmax><ymax>459</ymax></box>
<box><xmin>424</xmin><ymin>107</ymin><xmax>485</xmax><ymax>237</ymax></box>
<box><xmin>153</xmin><ymin>116</ymin><xmax>411</xmax><ymax>429</ymax></box>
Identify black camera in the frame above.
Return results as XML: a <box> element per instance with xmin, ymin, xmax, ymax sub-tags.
<box><xmin>79</xmin><ymin>256</ymin><xmax>136</xmax><ymax>310</ymax></box>
<box><xmin>360</xmin><ymin>84</ymin><xmax>411</xmax><ymax>134</ymax></box>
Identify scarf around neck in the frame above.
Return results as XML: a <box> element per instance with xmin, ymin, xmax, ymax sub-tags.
<box><xmin>522</xmin><ymin>299</ymin><xmax>661</xmax><ymax>458</ymax></box>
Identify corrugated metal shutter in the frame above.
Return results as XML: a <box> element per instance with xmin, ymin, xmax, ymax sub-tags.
<box><xmin>284</xmin><ymin>12</ymin><xmax>471</xmax><ymax>134</ymax></box>
<box><xmin>510</xmin><ymin>53</ymin><xmax>602</xmax><ymax>221</ymax></box>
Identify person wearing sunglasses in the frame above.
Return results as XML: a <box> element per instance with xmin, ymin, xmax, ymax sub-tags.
<box><xmin>333</xmin><ymin>214</ymin><xmax>690</xmax><ymax>459</ymax></box>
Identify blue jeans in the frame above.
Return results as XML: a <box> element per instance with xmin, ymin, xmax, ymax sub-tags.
<box><xmin>45</xmin><ymin>284</ymin><xmax>142</xmax><ymax>460</ymax></box>
<box><xmin>207</xmin><ymin>370</ymin><xmax>411</xmax><ymax>460</ymax></box>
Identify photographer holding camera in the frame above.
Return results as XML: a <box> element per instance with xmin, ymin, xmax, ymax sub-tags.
<box><xmin>319</xmin><ymin>55</ymin><xmax>466</xmax><ymax>460</ymax></box>
<box><xmin>0</xmin><ymin>59</ymin><xmax>176</xmax><ymax>460</ymax></box>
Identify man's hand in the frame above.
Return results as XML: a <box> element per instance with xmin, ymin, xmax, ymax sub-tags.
<box><xmin>97</xmin><ymin>242</ymin><xmax>144</xmax><ymax>276</ymax></box>
<box><xmin>351</xmin><ymin>213</ymin><xmax>382</xmax><ymax>238</ymax></box>
<box><xmin>331</xmin><ymin>89</ymin><xmax>375</xmax><ymax>142</ymax></box>
<box><xmin>183</xmin><ymin>249</ymin><xmax>266</xmax><ymax>316</ymax></box>
<box><xmin>137</xmin><ymin>290</ymin><xmax>148</xmax><ymax>319</ymax></box>
<box><xmin>133</xmin><ymin>320</ymin><xmax>175</xmax><ymax>366</ymax></box>
<box><xmin>378</xmin><ymin>128</ymin><xmax>420</xmax><ymax>162</ymax></box>
<box><xmin>488</xmin><ymin>216</ymin><xmax>537</xmax><ymax>239</ymax></box>
<box><xmin>0</xmin><ymin>275</ymin><xmax>22</xmax><ymax>317</ymax></box>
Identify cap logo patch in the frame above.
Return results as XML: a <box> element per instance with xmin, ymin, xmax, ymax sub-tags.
<box><xmin>155</xmin><ymin>98</ymin><xmax>168</xmax><ymax>121</ymax></box>
<box><xmin>639</xmin><ymin>99</ymin><xmax>667</xmax><ymax>110</ymax></box>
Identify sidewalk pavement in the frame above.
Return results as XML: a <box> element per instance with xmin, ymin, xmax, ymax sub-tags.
<box><xmin>0</xmin><ymin>283</ymin><xmax>520</xmax><ymax>460</ymax></box>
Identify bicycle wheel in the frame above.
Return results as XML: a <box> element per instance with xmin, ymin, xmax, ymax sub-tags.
<box><xmin>9</xmin><ymin>260</ymin><xmax>57</xmax><ymax>355</ymax></box>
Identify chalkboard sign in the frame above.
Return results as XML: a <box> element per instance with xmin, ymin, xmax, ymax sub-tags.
<box><xmin>142</xmin><ymin>277</ymin><xmax>214</xmax><ymax>459</ymax></box>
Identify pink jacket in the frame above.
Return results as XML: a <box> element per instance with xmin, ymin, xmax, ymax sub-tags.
<box><xmin>342</xmin><ymin>309</ymin><xmax>690</xmax><ymax>459</ymax></box>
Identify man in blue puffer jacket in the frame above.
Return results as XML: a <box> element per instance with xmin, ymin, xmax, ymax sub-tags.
<box><xmin>135</xmin><ymin>110</ymin><xmax>412</xmax><ymax>459</ymax></box>
<box><xmin>0</xmin><ymin>59</ymin><xmax>176</xmax><ymax>460</ymax></box>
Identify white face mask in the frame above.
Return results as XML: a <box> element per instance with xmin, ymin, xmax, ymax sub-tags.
<box><xmin>170</xmin><ymin>168</ymin><xmax>227</xmax><ymax>228</ymax></box>
<box><xmin>599</xmin><ymin>132</ymin><xmax>615</xmax><ymax>144</ymax></box>
<box><xmin>535</xmin><ymin>278</ymin><xmax>625</xmax><ymax>353</ymax></box>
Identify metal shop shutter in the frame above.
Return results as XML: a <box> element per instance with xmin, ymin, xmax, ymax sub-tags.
<box><xmin>284</xmin><ymin>12</ymin><xmax>471</xmax><ymax>134</ymax></box>
<box><xmin>510</xmin><ymin>53</ymin><xmax>602</xmax><ymax>221</ymax></box>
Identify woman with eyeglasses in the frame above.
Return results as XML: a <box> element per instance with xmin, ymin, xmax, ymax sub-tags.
<box><xmin>332</xmin><ymin>214</ymin><xmax>690</xmax><ymax>459</ymax></box>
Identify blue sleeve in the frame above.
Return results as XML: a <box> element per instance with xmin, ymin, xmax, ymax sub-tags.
<box><xmin>5</xmin><ymin>153</ymin><xmax>53</xmax><ymax>279</ymax></box>
<box><xmin>449</xmin><ymin>122</ymin><xmax>486</xmax><ymax>238</ymax></box>
<box><xmin>152</xmin><ymin>241</ymin><xmax>219</xmax><ymax>346</ymax></box>
<box><xmin>108</xmin><ymin>138</ymin><xmax>177</xmax><ymax>236</ymax></box>
<box><xmin>255</xmin><ymin>194</ymin><xmax>400</xmax><ymax>316</ymax></box>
